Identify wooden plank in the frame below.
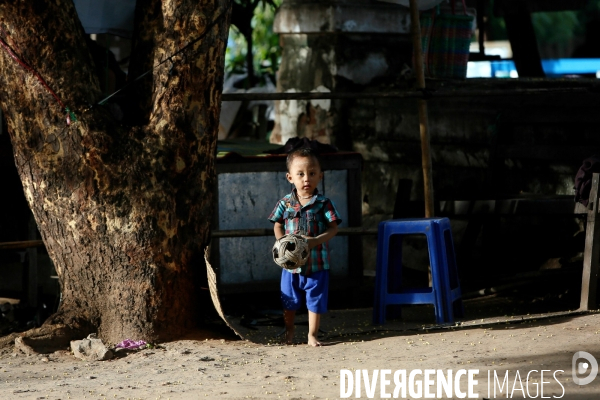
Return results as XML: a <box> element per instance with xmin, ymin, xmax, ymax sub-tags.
<box><xmin>437</xmin><ymin>197</ymin><xmax>584</xmax><ymax>216</ymax></box>
<box><xmin>211</xmin><ymin>227</ymin><xmax>378</xmax><ymax>238</ymax></box>
<box><xmin>496</xmin><ymin>145</ymin><xmax>600</xmax><ymax>162</ymax></box>
<box><xmin>209</xmin><ymin>198</ymin><xmax>585</xmax><ymax>238</ymax></box>
<box><xmin>394</xmin><ymin>198</ymin><xmax>585</xmax><ymax>218</ymax></box>
<box><xmin>580</xmin><ymin>173</ymin><xmax>600</xmax><ymax>311</ymax></box>
<box><xmin>0</xmin><ymin>240</ymin><xmax>44</xmax><ymax>250</ymax></box>
<box><xmin>494</xmin><ymin>0</ymin><xmax>587</xmax><ymax>15</ymax></box>
<box><xmin>216</xmin><ymin>153</ymin><xmax>363</xmax><ymax>174</ymax></box>
<box><xmin>219</xmin><ymin>87</ymin><xmax>593</xmax><ymax>101</ymax></box>
<box><xmin>407</xmin><ymin>0</ymin><xmax>434</xmax><ymax>218</ymax></box>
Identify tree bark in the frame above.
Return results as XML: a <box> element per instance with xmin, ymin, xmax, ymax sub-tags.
<box><xmin>0</xmin><ymin>0</ymin><xmax>230</xmax><ymax>345</ymax></box>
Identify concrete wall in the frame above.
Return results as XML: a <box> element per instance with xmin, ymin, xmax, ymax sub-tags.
<box><xmin>271</xmin><ymin>0</ymin><xmax>413</xmax><ymax>145</ymax></box>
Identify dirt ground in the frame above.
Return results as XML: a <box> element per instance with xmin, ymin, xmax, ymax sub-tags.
<box><xmin>1</xmin><ymin>302</ymin><xmax>600</xmax><ymax>400</ymax></box>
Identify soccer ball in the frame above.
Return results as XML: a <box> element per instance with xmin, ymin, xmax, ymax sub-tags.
<box><xmin>272</xmin><ymin>234</ymin><xmax>309</xmax><ymax>270</ymax></box>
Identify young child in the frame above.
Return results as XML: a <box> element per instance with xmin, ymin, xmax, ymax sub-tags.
<box><xmin>268</xmin><ymin>148</ymin><xmax>342</xmax><ymax>347</ymax></box>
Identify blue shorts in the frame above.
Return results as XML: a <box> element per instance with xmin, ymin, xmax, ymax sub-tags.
<box><xmin>280</xmin><ymin>270</ymin><xmax>329</xmax><ymax>314</ymax></box>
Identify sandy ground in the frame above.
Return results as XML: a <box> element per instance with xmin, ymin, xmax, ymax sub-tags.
<box><xmin>1</xmin><ymin>309</ymin><xmax>600</xmax><ymax>400</ymax></box>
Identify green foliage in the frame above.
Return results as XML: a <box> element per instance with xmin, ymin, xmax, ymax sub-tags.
<box><xmin>225</xmin><ymin>0</ymin><xmax>281</xmax><ymax>77</ymax></box>
<box><xmin>251</xmin><ymin>1</ymin><xmax>281</xmax><ymax>76</ymax></box>
<box><xmin>486</xmin><ymin>3</ymin><xmax>508</xmax><ymax>42</ymax></box>
<box><xmin>532</xmin><ymin>11</ymin><xmax>578</xmax><ymax>56</ymax></box>
<box><xmin>575</xmin><ymin>0</ymin><xmax>600</xmax><ymax>35</ymax></box>
<box><xmin>226</xmin><ymin>25</ymin><xmax>248</xmax><ymax>75</ymax></box>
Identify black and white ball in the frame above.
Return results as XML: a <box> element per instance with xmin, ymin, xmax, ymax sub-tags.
<box><xmin>272</xmin><ymin>234</ymin><xmax>309</xmax><ymax>270</ymax></box>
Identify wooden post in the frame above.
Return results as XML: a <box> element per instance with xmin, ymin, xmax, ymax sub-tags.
<box><xmin>580</xmin><ymin>172</ymin><xmax>600</xmax><ymax>311</ymax></box>
<box><xmin>409</xmin><ymin>0</ymin><xmax>435</xmax><ymax>218</ymax></box>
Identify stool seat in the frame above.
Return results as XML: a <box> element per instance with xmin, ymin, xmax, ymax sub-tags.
<box><xmin>373</xmin><ymin>217</ymin><xmax>463</xmax><ymax>325</ymax></box>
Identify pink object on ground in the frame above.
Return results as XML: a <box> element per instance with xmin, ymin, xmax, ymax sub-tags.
<box><xmin>115</xmin><ymin>339</ymin><xmax>147</xmax><ymax>349</ymax></box>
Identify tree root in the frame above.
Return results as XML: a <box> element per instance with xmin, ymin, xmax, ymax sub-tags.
<box><xmin>0</xmin><ymin>332</ymin><xmax>21</xmax><ymax>352</ymax></box>
<box><xmin>0</xmin><ymin>323</ymin><xmax>91</xmax><ymax>355</ymax></box>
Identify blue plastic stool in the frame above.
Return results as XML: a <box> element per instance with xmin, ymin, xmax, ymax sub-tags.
<box><xmin>373</xmin><ymin>217</ymin><xmax>464</xmax><ymax>325</ymax></box>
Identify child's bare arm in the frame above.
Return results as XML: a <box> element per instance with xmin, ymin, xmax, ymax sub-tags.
<box><xmin>274</xmin><ymin>221</ymin><xmax>285</xmax><ymax>240</ymax></box>
<box><xmin>303</xmin><ymin>220</ymin><xmax>338</xmax><ymax>250</ymax></box>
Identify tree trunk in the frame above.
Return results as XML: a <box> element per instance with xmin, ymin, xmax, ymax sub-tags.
<box><xmin>0</xmin><ymin>0</ymin><xmax>230</xmax><ymax>345</ymax></box>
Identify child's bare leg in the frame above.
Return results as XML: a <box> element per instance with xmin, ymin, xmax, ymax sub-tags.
<box><xmin>283</xmin><ymin>309</ymin><xmax>296</xmax><ymax>345</ymax></box>
<box><xmin>307</xmin><ymin>311</ymin><xmax>321</xmax><ymax>347</ymax></box>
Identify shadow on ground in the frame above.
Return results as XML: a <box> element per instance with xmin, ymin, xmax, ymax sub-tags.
<box><xmin>208</xmin><ymin>267</ymin><xmax>594</xmax><ymax>344</ymax></box>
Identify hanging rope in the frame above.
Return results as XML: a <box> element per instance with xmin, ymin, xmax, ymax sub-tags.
<box><xmin>0</xmin><ymin>24</ymin><xmax>76</xmax><ymax>125</ymax></box>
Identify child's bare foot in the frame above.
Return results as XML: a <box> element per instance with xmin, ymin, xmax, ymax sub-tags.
<box><xmin>307</xmin><ymin>334</ymin><xmax>321</xmax><ymax>347</ymax></box>
<box><xmin>285</xmin><ymin>329</ymin><xmax>295</xmax><ymax>345</ymax></box>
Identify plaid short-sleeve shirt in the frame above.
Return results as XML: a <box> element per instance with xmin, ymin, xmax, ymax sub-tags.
<box><xmin>268</xmin><ymin>189</ymin><xmax>342</xmax><ymax>275</ymax></box>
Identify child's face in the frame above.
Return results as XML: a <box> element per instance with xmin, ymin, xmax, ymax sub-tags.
<box><xmin>286</xmin><ymin>155</ymin><xmax>323</xmax><ymax>198</ymax></box>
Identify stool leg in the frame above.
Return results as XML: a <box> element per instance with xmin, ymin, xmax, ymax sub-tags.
<box><xmin>373</xmin><ymin>223</ymin><xmax>388</xmax><ymax>324</ymax></box>
<box><xmin>443</xmin><ymin>227</ymin><xmax>464</xmax><ymax>319</ymax></box>
<box><xmin>427</xmin><ymin>227</ymin><xmax>449</xmax><ymax>324</ymax></box>
<box><xmin>387</xmin><ymin>234</ymin><xmax>403</xmax><ymax>320</ymax></box>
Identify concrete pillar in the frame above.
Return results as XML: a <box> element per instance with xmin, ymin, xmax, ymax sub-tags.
<box><xmin>271</xmin><ymin>0</ymin><xmax>412</xmax><ymax>146</ymax></box>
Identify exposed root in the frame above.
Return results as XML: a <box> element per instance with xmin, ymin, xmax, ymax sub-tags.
<box><xmin>1</xmin><ymin>323</ymin><xmax>92</xmax><ymax>355</ymax></box>
<box><xmin>0</xmin><ymin>332</ymin><xmax>21</xmax><ymax>352</ymax></box>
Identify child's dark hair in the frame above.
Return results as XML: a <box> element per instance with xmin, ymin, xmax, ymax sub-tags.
<box><xmin>286</xmin><ymin>148</ymin><xmax>322</xmax><ymax>171</ymax></box>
